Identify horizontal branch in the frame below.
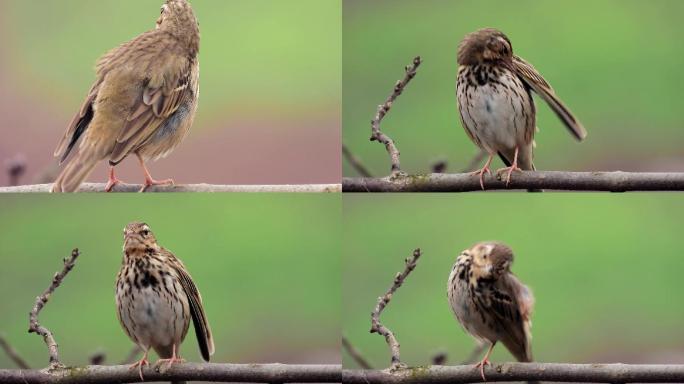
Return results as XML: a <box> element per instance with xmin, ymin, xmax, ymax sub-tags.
<box><xmin>343</xmin><ymin>363</ymin><xmax>684</xmax><ymax>383</ymax></box>
<box><xmin>0</xmin><ymin>363</ymin><xmax>341</xmax><ymax>384</ymax></box>
<box><xmin>0</xmin><ymin>183</ymin><xmax>341</xmax><ymax>193</ymax></box>
<box><xmin>343</xmin><ymin>171</ymin><xmax>684</xmax><ymax>192</ymax></box>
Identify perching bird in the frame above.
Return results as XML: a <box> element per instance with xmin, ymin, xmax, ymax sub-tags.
<box><xmin>447</xmin><ymin>242</ymin><xmax>536</xmax><ymax>383</ymax></box>
<box><xmin>52</xmin><ymin>0</ymin><xmax>200</xmax><ymax>192</ymax></box>
<box><xmin>116</xmin><ymin>222</ymin><xmax>214</xmax><ymax>383</ymax></box>
<box><xmin>456</xmin><ymin>28</ymin><xmax>586</xmax><ymax>190</ymax></box>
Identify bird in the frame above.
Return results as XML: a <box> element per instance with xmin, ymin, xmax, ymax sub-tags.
<box><xmin>116</xmin><ymin>222</ymin><xmax>214</xmax><ymax>383</ymax></box>
<box><xmin>52</xmin><ymin>0</ymin><xmax>200</xmax><ymax>193</ymax></box>
<box><xmin>456</xmin><ymin>28</ymin><xmax>587</xmax><ymax>190</ymax></box>
<box><xmin>447</xmin><ymin>241</ymin><xmax>536</xmax><ymax>383</ymax></box>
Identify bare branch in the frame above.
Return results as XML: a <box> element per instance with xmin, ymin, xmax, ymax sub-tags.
<box><xmin>461</xmin><ymin>344</ymin><xmax>486</xmax><ymax>365</ymax></box>
<box><xmin>343</xmin><ymin>363</ymin><xmax>684</xmax><ymax>383</ymax></box>
<box><xmin>0</xmin><ymin>363</ymin><xmax>341</xmax><ymax>383</ymax></box>
<box><xmin>430</xmin><ymin>160</ymin><xmax>448</xmax><ymax>174</ymax></box>
<box><xmin>342</xmin><ymin>336</ymin><xmax>373</xmax><ymax>370</ymax></box>
<box><xmin>28</xmin><ymin>249</ymin><xmax>80</xmax><ymax>368</ymax></box>
<box><xmin>4</xmin><ymin>154</ymin><xmax>27</xmax><ymax>186</ymax></box>
<box><xmin>0</xmin><ymin>335</ymin><xmax>30</xmax><ymax>369</ymax></box>
<box><xmin>343</xmin><ymin>171</ymin><xmax>684</xmax><ymax>192</ymax></box>
<box><xmin>343</xmin><ymin>145</ymin><xmax>373</xmax><ymax>178</ymax></box>
<box><xmin>0</xmin><ymin>183</ymin><xmax>341</xmax><ymax>193</ymax></box>
<box><xmin>88</xmin><ymin>351</ymin><xmax>106</xmax><ymax>366</ymax></box>
<box><xmin>370</xmin><ymin>56</ymin><xmax>422</xmax><ymax>176</ymax></box>
<box><xmin>370</xmin><ymin>248</ymin><xmax>422</xmax><ymax>370</ymax></box>
<box><xmin>430</xmin><ymin>351</ymin><xmax>447</xmax><ymax>366</ymax></box>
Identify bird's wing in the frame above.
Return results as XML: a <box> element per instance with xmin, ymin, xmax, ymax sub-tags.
<box><xmin>510</xmin><ymin>55</ymin><xmax>587</xmax><ymax>141</ymax></box>
<box><xmin>109</xmin><ymin>52</ymin><xmax>192</xmax><ymax>165</ymax></box>
<box><xmin>168</xmin><ymin>253</ymin><xmax>215</xmax><ymax>362</ymax></box>
<box><xmin>476</xmin><ymin>274</ymin><xmax>534</xmax><ymax>362</ymax></box>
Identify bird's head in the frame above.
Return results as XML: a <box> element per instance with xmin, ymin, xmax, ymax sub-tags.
<box><xmin>156</xmin><ymin>0</ymin><xmax>200</xmax><ymax>52</ymax></box>
<box><xmin>463</xmin><ymin>241</ymin><xmax>514</xmax><ymax>280</ymax></box>
<box><xmin>123</xmin><ymin>222</ymin><xmax>160</xmax><ymax>255</ymax></box>
<box><xmin>457</xmin><ymin>28</ymin><xmax>513</xmax><ymax>66</ymax></box>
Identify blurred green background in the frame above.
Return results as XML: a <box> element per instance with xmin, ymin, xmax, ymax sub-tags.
<box><xmin>0</xmin><ymin>0</ymin><xmax>341</xmax><ymax>186</ymax></box>
<box><xmin>343</xmin><ymin>0</ymin><xmax>684</xmax><ymax>177</ymax></box>
<box><xmin>343</xmin><ymin>195</ymin><xmax>684</xmax><ymax>368</ymax></box>
<box><xmin>0</xmin><ymin>195</ymin><xmax>340</xmax><ymax>368</ymax></box>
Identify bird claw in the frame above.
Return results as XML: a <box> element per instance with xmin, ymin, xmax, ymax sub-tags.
<box><xmin>154</xmin><ymin>356</ymin><xmax>185</xmax><ymax>372</ymax></box>
<box><xmin>140</xmin><ymin>178</ymin><xmax>175</xmax><ymax>193</ymax></box>
<box><xmin>470</xmin><ymin>167</ymin><xmax>492</xmax><ymax>190</ymax></box>
<box><xmin>474</xmin><ymin>358</ymin><xmax>491</xmax><ymax>382</ymax></box>
<box><xmin>129</xmin><ymin>357</ymin><xmax>150</xmax><ymax>382</ymax></box>
<box><xmin>495</xmin><ymin>165</ymin><xmax>522</xmax><ymax>187</ymax></box>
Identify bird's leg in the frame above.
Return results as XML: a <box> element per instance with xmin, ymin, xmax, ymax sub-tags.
<box><xmin>155</xmin><ymin>344</ymin><xmax>185</xmax><ymax>372</ymax></box>
<box><xmin>105</xmin><ymin>166</ymin><xmax>125</xmax><ymax>192</ymax></box>
<box><xmin>496</xmin><ymin>147</ymin><xmax>522</xmax><ymax>186</ymax></box>
<box><xmin>474</xmin><ymin>342</ymin><xmax>495</xmax><ymax>382</ymax></box>
<box><xmin>136</xmin><ymin>154</ymin><xmax>174</xmax><ymax>192</ymax></box>
<box><xmin>470</xmin><ymin>154</ymin><xmax>494</xmax><ymax>190</ymax></box>
<box><xmin>129</xmin><ymin>347</ymin><xmax>150</xmax><ymax>382</ymax></box>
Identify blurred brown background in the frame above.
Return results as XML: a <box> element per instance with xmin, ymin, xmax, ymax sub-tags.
<box><xmin>0</xmin><ymin>0</ymin><xmax>341</xmax><ymax>187</ymax></box>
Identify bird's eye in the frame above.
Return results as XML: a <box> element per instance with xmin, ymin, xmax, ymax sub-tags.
<box><xmin>141</xmin><ymin>230</ymin><xmax>150</xmax><ymax>237</ymax></box>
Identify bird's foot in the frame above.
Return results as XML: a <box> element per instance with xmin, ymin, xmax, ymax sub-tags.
<box><xmin>470</xmin><ymin>166</ymin><xmax>492</xmax><ymax>190</ymax></box>
<box><xmin>155</xmin><ymin>355</ymin><xmax>185</xmax><ymax>372</ymax></box>
<box><xmin>105</xmin><ymin>167</ymin><xmax>126</xmax><ymax>192</ymax></box>
<box><xmin>129</xmin><ymin>356</ymin><xmax>150</xmax><ymax>382</ymax></box>
<box><xmin>140</xmin><ymin>177</ymin><xmax>175</xmax><ymax>193</ymax></box>
<box><xmin>474</xmin><ymin>357</ymin><xmax>491</xmax><ymax>382</ymax></box>
<box><xmin>496</xmin><ymin>165</ymin><xmax>522</xmax><ymax>187</ymax></box>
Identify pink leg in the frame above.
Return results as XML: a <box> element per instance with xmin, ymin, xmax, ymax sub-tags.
<box><xmin>104</xmin><ymin>166</ymin><xmax>124</xmax><ymax>192</ymax></box>
<box><xmin>129</xmin><ymin>348</ymin><xmax>150</xmax><ymax>382</ymax></box>
<box><xmin>136</xmin><ymin>154</ymin><xmax>174</xmax><ymax>192</ymax></box>
<box><xmin>474</xmin><ymin>342</ymin><xmax>496</xmax><ymax>382</ymax></box>
<box><xmin>470</xmin><ymin>154</ymin><xmax>494</xmax><ymax>190</ymax></box>
<box><xmin>496</xmin><ymin>147</ymin><xmax>523</xmax><ymax>186</ymax></box>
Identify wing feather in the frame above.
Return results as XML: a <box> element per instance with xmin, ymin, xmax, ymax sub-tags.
<box><xmin>510</xmin><ymin>55</ymin><xmax>587</xmax><ymax>141</ymax></box>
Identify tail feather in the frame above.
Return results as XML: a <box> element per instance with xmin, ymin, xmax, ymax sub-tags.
<box><xmin>51</xmin><ymin>154</ymin><xmax>98</xmax><ymax>193</ymax></box>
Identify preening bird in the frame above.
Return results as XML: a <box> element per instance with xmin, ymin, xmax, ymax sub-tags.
<box><xmin>456</xmin><ymin>28</ymin><xmax>586</xmax><ymax>190</ymax></box>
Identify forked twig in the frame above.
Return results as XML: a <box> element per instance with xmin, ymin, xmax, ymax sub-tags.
<box><xmin>28</xmin><ymin>248</ymin><xmax>80</xmax><ymax>368</ymax></box>
<box><xmin>370</xmin><ymin>57</ymin><xmax>422</xmax><ymax>176</ymax></box>
<box><xmin>369</xmin><ymin>248</ymin><xmax>422</xmax><ymax>370</ymax></box>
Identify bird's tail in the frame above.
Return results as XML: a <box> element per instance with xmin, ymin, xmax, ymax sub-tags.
<box><xmin>51</xmin><ymin>152</ymin><xmax>98</xmax><ymax>193</ymax></box>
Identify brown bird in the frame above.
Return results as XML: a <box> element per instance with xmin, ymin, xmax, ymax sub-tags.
<box><xmin>456</xmin><ymin>28</ymin><xmax>586</xmax><ymax>190</ymax></box>
<box><xmin>447</xmin><ymin>242</ymin><xmax>536</xmax><ymax>383</ymax></box>
<box><xmin>116</xmin><ymin>222</ymin><xmax>214</xmax><ymax>383</ymax></box>
<box><xmin>52</xmin><ymin>0</ymin><xmax>200</xmax><ymax>193</ymax></box>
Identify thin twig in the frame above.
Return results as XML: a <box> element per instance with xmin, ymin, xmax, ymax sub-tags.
<box><xmin>430</xmin><ymin>351</ymin><xmax>447</xmax><ymax>366</ymax></box>
<box><xmin>0</xmin><ymin>335</ymin><xmax>30</xmax><ymax>369</ymax></box>
<box><xmin>119</xmin><ymin>345</ymin><xmax>142</xmax><ymax>365</ymax></box>
<box><xmin>0</xmin><ymin>183</ymin><xmax>341</xmax><ymax>193</ymax></box>
<box><xmin>28</xmin><ymin>249</ymin><xmax>80</xmax><ymax>368</ymax></box>
<box><xmin>343</xmin><ymin>363</ymin><xmax>684</xmax><ymax>383</ymax></box>
<box><xmin>370</xmin><ymin>248</ymin><xmax>422</xmax><ymax>370</ymax></box>
<box><xmin>343</xmin><ymin>145</ymin><xmax>373</xmax><ymax>178</ymax></box>
<box><xmin>0</xmin><ymin>363</ymin><xmax>341</xmax><ymax>383</ymax></box>
<box><xmin>4</xmin><ymin>154</ymin><xmax>27</xmax><ymax>187</ymax></box>
<box><xmin>343</xmin><ymin>171</ymin><xmax>684</xmax><ymax>192</ymax></box>
<box><xmin>342</xmin><ymin>336</ymin><xmax>373</xmax><ymax>370</ymax></box>
<box><xmin>461</xmin><ymin>343</ymin><xmax>486</xmax><ymax>365</ymax></box>
<box><xmin>461</xmin><ymin>151</ymin><xmax>487</xmax><ymax>173</ymax></box>
<box><xmin>88</xmin><ymin>351</ymin><xmax>105</xmax><ymax>366</ymax></box>
<box><xmin>370</xmin><ymin>56</ymin><xmax>422</xmax><ymax>176</ymax></box>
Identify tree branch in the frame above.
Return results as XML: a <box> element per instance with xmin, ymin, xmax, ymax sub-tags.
<box><xmin>0</xmin><ymin>363</ymin><xmax>341</xmax><ymax>384</ymax></box>
<box><xmin>28</xmin><ymin>249</ymin><xmax>80</xmax><ymax>368</ymax></box>
<box><xmin>343</xmin><ymin>363</ymin><xmax>684</xmax><ymax>383</ymax></box>
<box><xmin>342</xmin><ymin>336</ymin><xmax>373</xmax><ymax>369</ymax></box>
<box><xmin>0</xmin><ymin>335</ymin><xmax>30</xmax><ymax>369</ymax></box>
<box><xmin>370</xmin><ymin>57</ymin><xmax>422</xmax><ymax>176</ymax></box>
<box><xmin>343</xmin><ymin>171</ymin><xmax>684</xmax><ymax>192</ymax></box>
<box><xmin>370</xmin><ymin>248</ymin><xmax>422</xmax><ymax>370</ymax></box>
<box><xmin>0</xmin><ymin>183</ymin><xmax>341</xmax><ymax>193</ymax></box>
<box><xmin>343</xmin><ymin>144</ymin><xmax>373</xmax><ymax>178</ymax></box>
